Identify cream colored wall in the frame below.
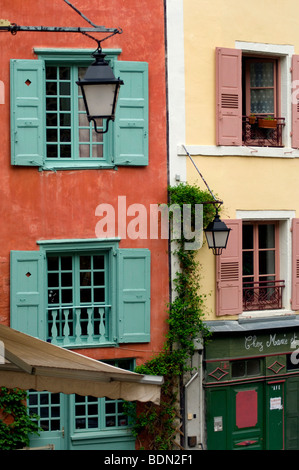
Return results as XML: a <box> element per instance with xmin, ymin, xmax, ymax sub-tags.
<box><xmin>184</xmin><ymin>0</ymin><xmax>299</xmax><ymax>145</ymax></box>
<box><xmin>182</xmin><ymin>0</ymin><xmax>299</xmax><ymax>320</ymax></box>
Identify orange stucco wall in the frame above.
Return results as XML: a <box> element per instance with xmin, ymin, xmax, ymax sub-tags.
<box><xmin>0</xmin><ymin>0</ymin><xmax>169</xmax><ymax>364</ymax></box>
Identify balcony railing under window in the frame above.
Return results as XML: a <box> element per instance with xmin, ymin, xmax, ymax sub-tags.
<box><xmin>47</xmin><ymin>305</ymin><xmax>111</xmax><ymax>347</ymax></box>
<box><xmin>242</xmin><ymin>116</ymin><xmax>285</xmax><ymax>147</ymax></box>
<box><xmin>243</xmin><ymin>279</ymin><xmax>285</xmax><ymax>311</ymax></box>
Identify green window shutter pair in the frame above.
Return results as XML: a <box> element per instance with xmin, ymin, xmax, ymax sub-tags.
<box><xmin>10</xmin><ymin>59</ymin><xmax>148</xmax><ymax>167</ymax></box>
<box><xmin>10</xmin><ymin>248</ymin><xmax>150</xmax><ymax>343</ymax></box>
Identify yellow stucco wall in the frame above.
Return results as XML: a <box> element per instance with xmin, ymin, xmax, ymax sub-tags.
<box><xmin>182</xmin><ymin>0</ymin><xmax>299</xmax><ymax>320</ymax></box>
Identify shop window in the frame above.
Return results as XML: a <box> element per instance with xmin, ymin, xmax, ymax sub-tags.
<box><xmin>231</xmin><ymin>359</ymin><xmax>261</xmax><ymax>378</ymax></box>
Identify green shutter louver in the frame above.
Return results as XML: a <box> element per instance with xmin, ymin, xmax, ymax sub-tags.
<box><xmin>10</xmin><ymin>250</ymin><xmax>46</xmax><ymax>339</ymax></box>
<box><xmin>118</xmin><ymin>249</ymin><xmax>150</xmax><ymax>343</ymax></box>
<box><xmin>114</xmin><ymin>61</ymin><xmax>148</xmax><ymax>166</ymax></box>
<box><xmin>10</xmin><ymin>59</ymin><xmax>45</xmax><ymax>166</ymax></box>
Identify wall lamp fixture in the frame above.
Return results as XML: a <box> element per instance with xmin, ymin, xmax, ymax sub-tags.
<box><xmin>0</xmin><ymin>0</ymin><xmax>124</xmax><ymax>134</ymax></box>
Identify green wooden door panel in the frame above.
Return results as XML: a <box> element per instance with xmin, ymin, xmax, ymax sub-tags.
<box><xmin>118</xmin><ymin>249</ymin><xmax>150</xmax><ymax>343</ymax></box>
<box><xmin>285</xmin><ymin>377</ymin><xmax>299</xmax><ymax>449</ymax></box>
<box><xmin>10</xmin><ymin>59</ymin><xmax>45</xmax><ymax>166</ymax></box>
<box><xmin>114</xmin><ymin>61</ymin><xmax>148</xmax><ymax>166</ymax></box>
<box><xmin>206</xmin><ymin>383</ymin><xmax>264</xmax><ymax>450</ymax></box>
<box><xmin>266</xmin><ymin>381</ymin><xmax>284</xmax><ymax>450</ymax></box>
<box><xmin>10</xmin><ymin>250</ymin><xmax>46</xmax><ymax>339</ymax></box>
<box><xmin>206</xmin><ymin>387</ymin><xmax>229</xmax><ymax>450</ymax></box>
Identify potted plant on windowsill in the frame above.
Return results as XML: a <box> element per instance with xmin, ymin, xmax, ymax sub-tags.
<box><xmin>258</xmin><ymin>115</ymin><xmax>277</xmax><ymax>129</ymax></box>
<box><xmin>248</xmin><ymin>113</ymin><xmax>256</xmax><ymax>125</ymax></box>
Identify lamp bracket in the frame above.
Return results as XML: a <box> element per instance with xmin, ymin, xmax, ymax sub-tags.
<box><xmin>0</xmin><ymin>0</ymin><xmax>123</xmax><ymax>47</ymax></box>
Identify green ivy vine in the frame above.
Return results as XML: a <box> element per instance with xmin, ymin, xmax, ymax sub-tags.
<box><xmin>126</xmin><ymin>183</ymin><xmax>217</xmax><ymax>450</ymax></box>
<box><xmin>0</xmin><ymin>387</ymin><xmax>40</xmax><ymax>450</ymax></box>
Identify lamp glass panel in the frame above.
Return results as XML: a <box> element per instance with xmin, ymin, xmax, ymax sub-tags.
<box><xmin>213</xmin><ymin>231</ymin><xmax>229</xmax><ymax>248</ymax></box>
<box><xmin>83</xmin><ymin>84</ymin><xmax>117</xmax><ymax>117</ymax></box>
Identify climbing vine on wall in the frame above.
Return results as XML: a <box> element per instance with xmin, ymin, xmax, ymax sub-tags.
<box><xmin>126</xmin><ymin>183</ymin><xmax>217</xmax><ymax>450</ymax></box>
<box><xmin>0</xmin><ymin>387</ymin><xmax>40</xmax><ymax>450</ymax></box>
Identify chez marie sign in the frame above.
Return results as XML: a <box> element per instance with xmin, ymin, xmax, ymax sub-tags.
<box><xmin>244</xmin><ymin>332</ymin><xmax>299</xmax><ymax>354</ymax></box>
<box><xmin>206</xmin><ymin>329</ymin><xmax>299</xmax><ymax>360</ymax></box>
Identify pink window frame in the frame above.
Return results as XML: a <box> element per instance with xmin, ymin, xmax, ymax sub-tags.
<box><xmin>244</xmin><ymin>57</ymin><xmax>281</xmax><ymax>118</ymax></box>
<box><xmin>242</xmin><ymin>221</ymin><xmax>280</xmax><ymax>286</ymax></box>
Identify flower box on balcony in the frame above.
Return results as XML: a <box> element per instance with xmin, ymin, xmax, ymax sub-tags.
<box><xmin>258</xmin><ymin>118</ymin><xmax>277</xmax><ymax>129</ymax></box>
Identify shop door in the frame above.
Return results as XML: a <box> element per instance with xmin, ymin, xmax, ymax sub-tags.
<box><xmin>285</xmin><ymin>377</ymin><xmax>299</xmax><ymax>449</ymax></box>
<box><xmin>206</xmin><ymin>383</ymin><xmax>264</xmax><ymax>450</ymax></box>
<box><xmin>229</xmin><ymin>384</ymin><xmax>264</xmax><ymax>449</ymax></box>
<box><xmin>266</xmin><ymin>381</ymin><xmax>284</xmax><ymax>450</ymax></box>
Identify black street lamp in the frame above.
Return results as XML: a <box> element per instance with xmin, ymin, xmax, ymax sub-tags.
<box><xmin>204</xmin><ymin>208</ymin><xmax>231</xmax><ymax>255</ymax></box>
<box><xmin>76</xmin><ymin>48</ymin><xmax>124</xmax><ymax>134</ymax></box>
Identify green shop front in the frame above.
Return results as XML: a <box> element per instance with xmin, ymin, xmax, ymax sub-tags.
<box><xmin>204</xmin><ymin>317</ymin><xmax>299</xmax><ymax>450</ymax></box>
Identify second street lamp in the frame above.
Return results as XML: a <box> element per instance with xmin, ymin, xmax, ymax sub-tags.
<box><xmin>204</xmin><ymin>208</ymin><xmax>231</xmax><ymax>255</ymax></box>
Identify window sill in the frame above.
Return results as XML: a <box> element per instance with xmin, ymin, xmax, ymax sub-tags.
<box><xmin>239</xmin><ymin>309</ymin><xmax>294</xmax><ymax>320</ymax></box>
<box><xmin>178</xmin><ymin>144</ymin><xmax>299</xmax><ymax>159</ymax></box>
<box><xmin>71</xmin><ymin>428</ymin><xmax>133</xmax><ymax>443</ymax></box>
<box><xmin>40</xmin><ymin>161</ymin><xmax>117</xmax><ymax>171</ymax></box>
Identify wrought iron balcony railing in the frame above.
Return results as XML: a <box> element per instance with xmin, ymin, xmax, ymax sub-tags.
<box><xmin>243</xmin><ymin>279</ymin><xmax>285</xmax><ymax>311</ymax></box>
<box><xmin>242</xmin><ymin>116</ymin><xmax>285</xmax><ymax>147</ymax></box>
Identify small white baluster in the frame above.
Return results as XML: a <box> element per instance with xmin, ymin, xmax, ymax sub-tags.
<box><xmin>99</xmin><ymin>307</ymin><xmax>106</xmax><ymax>343</ymax></box>
<box><xmin>63</xmin><ymin>309</ymin><xmax>70</xmax><ymax>346</ymax></box>
<box><xmin>51</xmin><ymin>310</ymin><xmax>58</xmax><ymax>344</ymax></box>
<box><xmin>87</xmin><ymin>308</ymin><xmax>93</xmax><ymax>344</ymax></box>
<box><xmin>75</xmin><ymin>308</ymin><xmax>81</xmax><ymax>345</ymax></box>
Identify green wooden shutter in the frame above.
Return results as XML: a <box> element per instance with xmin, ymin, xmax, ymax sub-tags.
<box><xmin>113</xmin><ymin>61</ymin><xmax>148</xmax><ymax>166</ymax></box>
<box><xmin>118</xmin><ymin>249</ymin><xmax>150</xmax><ymax>343</ymax></box>
<box><xmin>10</xmin><ymin>59</ymin><xmax>45</xmax><ymax>166</ymax></box>
<box><xmin>10</xmin><ymin>251</ymin><xmax>46</xmax><ymax>339</ymax></box>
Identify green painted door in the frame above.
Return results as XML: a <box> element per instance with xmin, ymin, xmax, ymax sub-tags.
<box><xmin>266</xmin><ymin>381</ymin><xmax>284</xmax><ymax>450</ymax></box>
<box><xmin>206</xmin><ymin>383</ymin><xmax>264</xmax><ymax>450</ymax></box>
<box><xmin>285</xmin><ymin>377</ymin><xmax>299</xmax><ymax>449</ymax></box>
<box><xmin>28</xmin><ymin>392</ymin><xmax>67</xmax><ymax>450</ymax></box>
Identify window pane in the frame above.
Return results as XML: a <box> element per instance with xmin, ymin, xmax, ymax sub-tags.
<box><xmin>250</xmin><ymin>61</ymin><xmax>274</xmax><ymax>87</ymax></box>
<box><xmin>251</xmin><ymin>88</ymin><xmax>274</xmax><ymax>114</ymax></box>
<box><xmin>259</xmin><ymin>224</ymin><xmax>275</xmax><ymax>248</ymax></box>
<box><xmin>46</xmin><ymin>67</ymin><xmax>57</xmax><ymax>80</ymax></box>
<box><xmin>60</xmin><ymin>129</ymin><xmax>71</xmax><ymax>142</ymax></box>
<box><xmin>60</xmin><ymin>82</ymin><xmax>71</xmax><ymax>95</ymax></box>
<box><xmin>60</xmin><ymin>145</ymin><xmax>71</xmax><ymax>158</ymax></box>
<box><xmin>94</xmin><ymin>256</ymin><xmax>105</xmax><ymax>269</ymax></box>
<box><xmin>61</xmin><ymin>257</ymin><xmax>72</xmax><ymax>270</ymax></box>
<box><xmin>59</xmin><ymin>67</ymin><xmax>70</xmax><ymax>80</ymax></box>
<box><xmin>243</xmin><ymin>224</ymin><xmax>253</xmax><ymax>249</ymax></box>
<box><xmin>259</xmin><ymin>250</ymin><xmax>275</xmax><ymax>275</ymax></box>
<box><xmin>48</xmin><ymin>273</ymin><xmax>59</xmax><ymax>287</ymax></box>
<box><xmin>232</xmin><ymin>361</ymin><xmax>245</xmax><ymax>378</ymax></box>
<box><xmin>80</xmin><ymin>256</ymin><xmax>91</xmax><ymax>270</ymax></box>
<box><xmin>243</xmin><ymin>251</ymin><xmax>253</xmax><ymax>276</ymax></box>
<box><xmin>46</xmin><ymin>81</ymin><xmax>57</xmax><ymax>96</ymax></box>
<box><xmin>247</xmin><ymin>359</ymin><xmax>260</xmax><ymax>376</ymax></box>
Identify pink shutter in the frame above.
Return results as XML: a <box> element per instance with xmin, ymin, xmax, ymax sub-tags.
<box><xmin>216</xmin><ymin>47</ymin><xmax>242</xmax><ymax>146</ymax></box>
<box><xmin>216</xmin><ymin>219</ymin><xmax>242</xmax><ymax>316</ymax></box>
<box><xmin>292</xmin><ymin>56</ymin><xmax>299</xmax><ymax>148</ymax></box>
<box><xmin>291</xmin><ymin>218</ymin><xmax>299</xmax><ymax>310</ymax></box>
